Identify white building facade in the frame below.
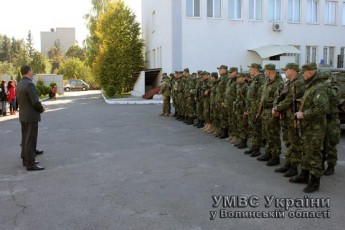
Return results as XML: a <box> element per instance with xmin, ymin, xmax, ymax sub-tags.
<box><xmin>142</xmin><ymin>0</ymin><xmax>345</xmax><ymax>73</ymax></box>
<box><xmin>41</xmin><ymin>28</ymin><xmax>76</xmax><ymax>56</ymax></box>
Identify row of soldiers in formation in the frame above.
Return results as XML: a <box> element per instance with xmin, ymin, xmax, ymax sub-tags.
<box><xmin>159</xmin><ymin>62</ymin><xmax>341</xmax><ymax>193</ymax></box>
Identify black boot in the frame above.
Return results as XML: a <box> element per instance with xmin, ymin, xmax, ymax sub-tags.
<box><xmin>237</xmin><ymin>139</ymin><xmax>248</xmax><ymax>149</ymax></box>
<box><xmin>289</xmin><ymin>170</ymin><xmax>309</xmax><ymax>184</ymax></box>
<box><xmin>284</xmin><ymin>166</ymin><xmax>298</xmax><ymax>177</ymax></box>
<box><xmin>266</xmin><ymin>156</ymin><xmax>280</xmax><ymax>166</ymax></box>
<box><xmin>250</xmin><ymin>148</ymin><xmax>261</xmax><ymax>157</ymax></box>
<box><xmin>197</xmin><ymin>121</ymin><xmax>204</xmax><ymax>128</ymax></box>
<box><xmin>219</xmin><ymin>128</ymin><xmax>229</xmax><ymax>139</ymax></box>
<box><xmin>303</xmin><ymin>174</ymin><xmax>320</xmax><ymax>193</ymax></box>
<box><xmin>257</xmin><ymin>153</ymin><xmax>272</xmax><ymax>161</ymax></box>
<box><xmin>187</xmin><ymin>117</ymin><xmax>194</xmax><ymax>125</ymax></box>
<box><xmin>193</xmin><ymin>119</ymin><xmax>199</xmax><ymax>126</ymax></box>
<box><xmin>324</xmin><ymin>165</ymin><xmax>334</xmax><ymax>176</ymax></box>
<box><xmin>274</xmin><ymin>162</ymin><xmax>290</xmax><ymax>173</ymax></box>
<box><xmin>244</xmin><ymin>147</ymin><xmax>255</xmax><ymax>155</ymax></box>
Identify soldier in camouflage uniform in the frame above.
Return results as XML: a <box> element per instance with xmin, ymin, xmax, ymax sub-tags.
<box><xmin>257</xmin><ymin>64</ymin><xmax>284</xmax><ymax>166</ymax></box>
<box><xmin>215</xmin><ymin>65</ymin><xmax>229</xmax><ymax>139</ymax></box>
<box><xmin>224</xmin><ymin>67</ymin><xmax>238</xmax><ymax>143</ymax></box>
<box><xmin>207</xmin><ymin>72</ymin><xmax>220</xmax><ymax>134</ymax></box>
<box><xmin>272</xmin><ymin>63</ymin><xmax>305</xmax><ymax>177</ymax></box>
<box><xmin>171</xmin><ymin>72</ymin><xmax>178</xmax><ymax>116</ymax></box>
<box><xmin>195</xmin><ymin>71</ymin><xmax>205</xmax><ymax>128</ymax></box>
<box><xmin>244</xmin><ymin>63</ymin><xmax>265</xmax><ymax>156</ymax></box>
<box><xmin>159</xmin><ymin>73</ymin><xmax>171</xmax><ymax>116</ymax></box>
<box><xmin>177</xmin><ymin>70</ymin><xmax>187</xmax><ymax>121</ymax></box>
<box><xmin>322</xmin><ymin>73</ymin><xmax>341</xmax><ymax>175</ymax></box>
<box><xmin>200</xmin><ymin>71</ymin><xmax>211</xmax><ymax>130</ymax></box>
<box><xmin>290</xmin><ymin>63</ymin><xmax>329</xmax><ymax>193</ymax></box>
<box><xmin>184</xmin><ymin>68</ymin><xmax>196</xmax><ymax>125</ymax></box>
<box><xmin>233</xmin><ymin>73</ymin><xmax>249</xmax><ymax>149</ymax></box>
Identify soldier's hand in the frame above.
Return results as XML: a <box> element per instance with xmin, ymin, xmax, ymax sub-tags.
<box><xmin>244</xmin><ymin>111</ymin><xmax>249</xmax><ymax>116</ymax></box>
<box><xmin>295</xmin><ymin>112</ymin><xmax>304</xmax><ymax>120</ymax></box>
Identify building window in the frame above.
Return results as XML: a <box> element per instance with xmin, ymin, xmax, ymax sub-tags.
<box><xmin>325</xmin><ymin>1</ymin><xmax>337</xmax><ymax>25</ymax></box>
<box><xmin>288</xmin><ymin>0</ymin><xmax>300</xmax><ymax>22</ymax></box>
<box><xmin>343</xmin><ymin>2</ymin><xmax>345</xmax><ymax>25</ymax></box>
<box><xmin>323</xmin><ymin>46</ymin><xmax>335</xmax><ymax>66</ymax></box>
<box><xmin>228</xmin><ymin>0</ymin><xmax>242</xmax><ymax>20</ymax></box>
<box><xmin>152</xmin><ymin>11</ymin><xmax>156</xmax><ymax>32</ymax></box>
<box><xmin>152</xmin><ymin>49</ymin><xmax>156</xmax><ymax>68</ymax></box>
<box><xmin>306</xmin><ymin>46</ymin><xmax>317</xmax><ymax>63</ymax></box>
<box><xmin>307</xmin><ymin>0</ymin><xmax>318</xmax><ymax>24</ymax></box>
<box><xmin>207</xmin><ymin>0</ymin><xmax>221</xmax><ymax>18</ymax></box>
<box><xmin>268</xmin><ymin>0</ymin><xmax>282</xmax><ymax>21</ymax></box>
<box><xmin>187</xmin><ymin>0</ymin><xmax>201</xmax><ymax>17</ymax></box>
<box><xmin>249</xmin><ymin>0</ymin><xmax>262</xmax><ymax>20</ymax></box>
<box><xmin>340</xmin><ymin>47</ymin><xmax>345</xmax><ymax>68</ymax></box>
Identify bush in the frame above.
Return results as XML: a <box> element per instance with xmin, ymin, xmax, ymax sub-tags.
<box><xmin>37</xmin><ymin>79</ymin><xmax>44</xmax><ymax>86</ymax></box>
<box><xmin>50</xmin><ymin>82</ymin><xmax>57</xmax><ymax>88</ymax></box>
<box><xmin>106</xmin><ymin>85</ymin><xmax>116</xmax><ymax>97</ymax></box>
<box><xmin>36</xmin><ymin>85</ymin><xmax>43</xmax><ymax>96</ymax></box>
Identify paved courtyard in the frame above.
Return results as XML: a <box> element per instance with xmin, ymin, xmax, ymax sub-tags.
<box><xmin>0</xmin><ymin>91</ymin><xmax>344</xmax><ymax>230</ymax></box>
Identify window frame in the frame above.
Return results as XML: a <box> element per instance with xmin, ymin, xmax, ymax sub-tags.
<box><xmin>323</xmin><ymin>46</ymin><xmax>335</xmax><ymax>67</ymax></box>
<box><xmin>207</xmin><ymin>0</ymin><xmax>222</xmax><ymax>19</ymax></box>
<box><xmin>325</xmin><ymin>0</ymin><xmax>337</xmax><ymax>25</ymax></box>
<box><xmin>306</xmin><ymin>0</ymin><xmax>319</xmax><ymax>24</ymax></box>
<box><xmin>287</xmin><ymin>0</ymin><xmax>301</xmax><ymax>23</ymax></box>
<box><xmin>306</xmin><ymin>46</ymin><xmax>318</xmax><ymax>63</ymax></box>
<box><xmin>249</xmin><ymin>0</ymin><xmax>262</xmax><ymax>21</ymax></box>
<box><xmin>228</xmin><ymin>0</ymin><xmax>242</xmax><ymax>20</ymax></box>
<box><xmin>186</xmin><ymin>0</ymin><xmax>201</xmax><ymax>18</ymax></box>
<box><xmin>268</xmin><ymin>0</ymin><xmax>282</xmax><ymax>22</ymax></box>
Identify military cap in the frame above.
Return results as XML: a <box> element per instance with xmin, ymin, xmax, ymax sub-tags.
<box><xmin>200</xmin><ymin>71</ymin><xmax>206</xmax><ymax>75</ymax></box>
<box><xmin>162</xmin><ymin>72</ymin><xmax>167</xmax><ymax>76</ymax></box>
<box><xmin>179</xmin><ymin>71</ymin><xmax>183</xmax><ymax>74</ymax></box>
<box><xmin>237</xmin><ymin>72</ymin><xmax>247</xmax><ymax>78</ymax></box>
<box><xmin>264</xmin><ymin>64</ymin><xmax>276</xmax><ymax>70</ymax></box>
<box><xmin>282</xmin><ymin>63</ymin><xmax>300</xmax><ymax>72</ymax></box>
<box><xmin>204</xmin><ymin>71</ymin><xmax>210</xmax><ymax>75</ymax></box>
<box><xmin>248</xmin><ymin>63</ymin><xmax>262</xmax><ymax>70</ymax></box>
<box><xmin>183</xmin><ymin>68</ymin><xmax>190</xmax><ymax>73</ymax></box>
<box><xmin>169</xmin><ymin>73</ymin><xmax>175</xmax><ymax>77</ymax></box>
<box><xmin>229</xmin><ymin>67</ymin><xmax>238</xmax><ymax>73</ymax></box>
<box><xmin>211</xmin><ymin>72</ymin><xmax>218</xmax><ymax>78</ymax></box>
<box><xmin>302</xmin><ymin>63</ymin><xmax>317</xmax><ymax>71</ymax></box>
<box><xmin>197</xmin><ymin>70</ymin><xmax>203</xmax><ymax>74</ymax></box>
<box><xmin>162</xmin><ymin>75</ymin><xmax>169</xmax><ymax>80</ymax></box>
<box><xmin>175</xmin><ymin>70</ymin><xmax>179</xmax><ymax>73</ymax></box>
<box><xmin>217</xmin><ymin>65</ymin><xmax>228</xmax><ymax>70</ymax></box>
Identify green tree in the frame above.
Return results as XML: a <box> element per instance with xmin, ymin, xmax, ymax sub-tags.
<box><xmin>58</xmin><ymin>57</ymin><xmax>90</xmax><ymax>80</ymax></box>
<box><xmin>0</xmin><ymin>61</ymin><xmax>16</xmax><ymax>76</ymax></box>
<box><xmin>30</xmin><ymin>51</ymin><xmax>51</xmax><ymax>74</ymax></box>
<box><xmin>26</xmin><ymin>30</ymin><xmax>35</xmax><ymax>57</ymax></box>
<box><xmin>65</xmin><ymin>44</ymin><xmax>86</xmax><ymax>61</ymax></box>
<box><xmin>93</xmin><ymin>0</ymin><xmax>144</xmax><ymax>93</ymax></box>
<box><xmin>0</xmin><ymin>35</ymin><xmax>12</xmax><ymax>62</ymax></box>
<box><xmin>47</xmin><ymin>46</ymin><xmax>64</xmax><ymax>73</ymax></box>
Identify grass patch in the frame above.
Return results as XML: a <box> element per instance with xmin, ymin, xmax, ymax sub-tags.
<box><xmin>103</xmin><ymin>92</ymin><xmax>131</xmax><ymax>99</ymax></box>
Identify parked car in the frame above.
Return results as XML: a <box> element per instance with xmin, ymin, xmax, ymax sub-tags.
<box><xmin>64</xmin><ymin>79</ymin><xmax>90</xmax><ymax>91</ymax></box>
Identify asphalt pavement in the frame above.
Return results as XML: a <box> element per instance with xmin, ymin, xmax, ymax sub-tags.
<box><xmin>0</xmin><ymin>91</ymin><xmax>344</xmax><ymax>230</ymax></box>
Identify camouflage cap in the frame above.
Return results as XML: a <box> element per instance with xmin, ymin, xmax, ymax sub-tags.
<box><xmin>162</xmin><ymin>72</ymin><xmax>167</xmax><ymax>76</ymax></box>
<box><xmin>264</xmin><ymin>64</ymin><xmax>276</xmax><ymax>71</ymax></box>
<box><xmin>229</xmin><ymin>67</ymin><xmax>238</xmax><ymax>73</ymax></box>
<box><xmin>162</xmin><ymin>75</ymin><xmax>169</xmax><ymax>80</ymax></box>
<box><xmin>200</xmin><ymin>71</ymin><xmax>207</xmax><ymax>75</ymax></box>
<box><xmin>217</xmin><ymin>65</ymin><xmax>228</xmax><ymax>70</ymax></box>
<box><xmin>302</xmin><ymin>63</ymin><xmax>317</xmax><ymax>72</ymax></box>
<box><xmin>205</xmin><ymin>71</ymin><xmax>210</xmax><ymax>75</ymax></box>
<box><xmin>282</xmin><ymin>63</ymin><xmax>300</xmax><ymax>72</ymax></box>
<box><xmin>248</xmin><ymin>63</ymin><xmax>262</xmax><ymax>70</ymax></box>
<box><xmin>175</xmin><ymin>70</ymin><xmax>179</xmax><ymax>73</ymax></box>
<box><xmin>237</xmin><ymin>72</ymin><xmax>247</xmax><ymax>78</ymax></box>
<box><xmin>211</xmin><ymin>72</ymin><xmax>218</xmax><ymax>78</ymax></box>
<box><xmin>179</xmin><ymin>71</ymin><xmax>183</xmax><ymax>74</ymax></box>
<box><xmin>183</xmin><ymin>68</ymin><xmax>190</xmax><ymax>73</ymax></box>
<box><xmin>197</xmin><ymin>70</ymin><xmax>203</xmax><ymax>74</ymax></box>
<box><xmin>169</xmin><ymin>73</ymin><xmax>175</xmax><ymax>77</ymax></box>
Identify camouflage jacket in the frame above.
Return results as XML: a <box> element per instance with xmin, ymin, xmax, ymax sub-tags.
<box><xmin>160</xmin><ymin>80</ymin><xmax>171</xmax><ymax>97</ymax></box>
<box><xmin>324</xmin><ymin>79</ymin><xmax>341</xmax><ymax>115</ymax></box>
<box><xmin>234</xmin><ymin>82</ymin><xmax>248</xmax><ymax>111</ymax></box>
<box><xmin>246</xmin><ymin>74</ymin><xmax>265</xmax><ymax>114</ymax></box>
<box><xmin>210</xmin><ymin>80</ymin><xmax>219</xmax><ymax>106</ymax></box>
<box><xmin>224</xmin><ymin>77</ymin><xmax>237</xmax><ymax>107</ymax></box>
<box><xmin>260</xmin><ymin>73</ymin><xmax>284</xmax><ymax>109</ymax></box>
<box><xmin>299</xmin><ymin>73</ymin><xmax>328</xmax><ymax>131</ymax></box>
<box><xmin>274</xmin><ymin>75</ymin><xmax>305</xmax><ymax>117</ymax></box>
<box><xmin>215</xmin><ymin>74</ymin><xmax>228</xmax><ymax>103</ymax></box>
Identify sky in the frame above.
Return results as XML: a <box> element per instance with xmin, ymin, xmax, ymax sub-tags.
<box><xmin>0</xmin><ymin>0</ymin><xmax>142</xmax><ymax>51</ymax></box>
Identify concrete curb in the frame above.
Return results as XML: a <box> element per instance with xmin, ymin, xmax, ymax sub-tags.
<box><xmin>101</xmin><ymin>93</ymin><xmax>163</xmax><ymax>105</ymax></box>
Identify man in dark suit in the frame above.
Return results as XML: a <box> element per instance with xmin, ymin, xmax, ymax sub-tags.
<box><xmin>16</xmin><ymin>65</ymin><xmax>45</xmax><ymax>171</ymax></box>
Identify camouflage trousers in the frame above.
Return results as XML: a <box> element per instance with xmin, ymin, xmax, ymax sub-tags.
<box><xmin>226</xmin><ymin>101</ymin><xmax>235</xmax><ymax>133</ymax></box>
<box><xmin>162</xmin><ymin>96</ymin><xmax>170</xmax><ymax>114</ymax></box>
<box><xmin>186</xmin><ymin>96</ymin><xmax>196</xmax><ymax>117</ymax></box>
<box><xmin>172</xmin><ymin>95</ymin><xmax>178</xmax><ymax>114</ymax></box>
<box><xmin>262</xmin><ymin>109</ymin><xmax>281</xmax><ymax>156</ymax></box>
<box><xmin>283</xmin><ymin>114</ymin><xmax>302</xmax><ymax>166</ymax></box>
<box><xmin>196</xmin><ymin>99</ymin><xmax>204</xmax><ymax>121</ymax></box>
<box><xmin>248</xmin><ymin>112</ymin><xmax>262</xmax><ymax>148</ymax></box>
<box><xmin>211</xmin><ymin>104</ymin><xmax>220</xmax><ymax>128</ymax></box>
<box><xmin>203</xmin><ymin>98</ymin><xmax>211</xmax><ymax>123</ymax></box>
<box><xmin>219</xmin><ymin>103</ymin><xmax>228</xmax><ymax>129</ymax></box>
<box><xmin>323</xmin><ymin>117</ymin><xmax>341</xmax><ymax>166</ymax></box>
<box><xmin>235</xmin><ymin>110</ymin><xmax>248</xmax><ymax>139</ymax></box>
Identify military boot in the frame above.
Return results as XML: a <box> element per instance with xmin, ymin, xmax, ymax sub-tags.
<box><xmin>207</xmin><ymin>126</ymin><xmax>216</xmax><ymax>133</ymax></box>
<box><xmin>219</xmin><ymin>128</ymin><xmax>228</xmax><ymax>139</ymax></box>
<box><xmin>214</xmin><ymin>129</ymin><xmax>222</xmax><ymax>137</ymax></box>
<box><xmin>250</xmin><ymin>149</ymin><xmax>261</xmax><ymax>157</ymax></box>
<box><xmin>266</xmin><ymin>156</ymin><xmax>280</xmax><ymax>166</ymax></box>
<box><xmin>237</xmin><ymin>139</ymin><xmax>247</xmax><ymax>149</ymax></box>
<box><xmin>323</xmin><ymin>165</ymin><xmax>334</xmax><ymax>176</ymax></box>
<box><xmin>233</xmin><ymin>138</ymin><xmax>241</xmax><ymax>146</ymax></box>
<box><xmin>197</xmin><ymin>121</ymin><xmax>204</xmax><ymax>128</ymax></box>
<box><xmin>244</xmin><ymin>147</ymin><xmax>255</xmax><ymax>155</ymax></box>
<box><xmin>257</xmin><ymin>153</ymin><xmax>271</xmax><ymax>161</ymax></box>
<box><xmin>284</xmin><ymin>166</ymin><xmax>298</xmax><ymax>177</ymax></box>
<box><xmin>303</xmin><ymin>174</ymin><xmax>320</xmax><ymax>193</ymax></box>
<box><xmin>193</xmin><ymin>119</ymin><xmax>199</xmax><ymax>126</ymax></box>
<box><xmin>186</xmin><ymin>117</ymin><xmax>194</xmax><ymax>125</ymax></box>
<box><xmin>274</xmin><ymin>162</ymin><xmax>290</xmax><ymax>173</ymax></box>
<box><xmin>289</xmin><ymin>170</ymin><xmax>309</xmax><ymax>184</ymax></box>
<box><xmin>159</xmin><ymin>112</ymin><xmax>165</xmax><ymax>116</ymax></box>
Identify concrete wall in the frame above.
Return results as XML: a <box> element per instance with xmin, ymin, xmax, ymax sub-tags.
<box><xmin>41</xmin><ymin>28</ymin><xmax>76</xmax><ymax>55</ymax></box>
<box><xmin>131</xmin><ymin>71</ymin><xmax>146</xmax><ymax>97</ymax></box>
<box><xmin>142</xmin><ymin>0</ymin><xmax>345</xmax><ymax>73</ymax></box>
<box><xmin>33</xmin><ymin>74</ymin><xmax>64</xmax><ymax>95</ymax></box>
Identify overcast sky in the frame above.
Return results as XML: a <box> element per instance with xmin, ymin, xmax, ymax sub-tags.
<box><xmin>0</xmin><ymin>0</ymin><xmax>142</xmax><ymax>50</ymax></box>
